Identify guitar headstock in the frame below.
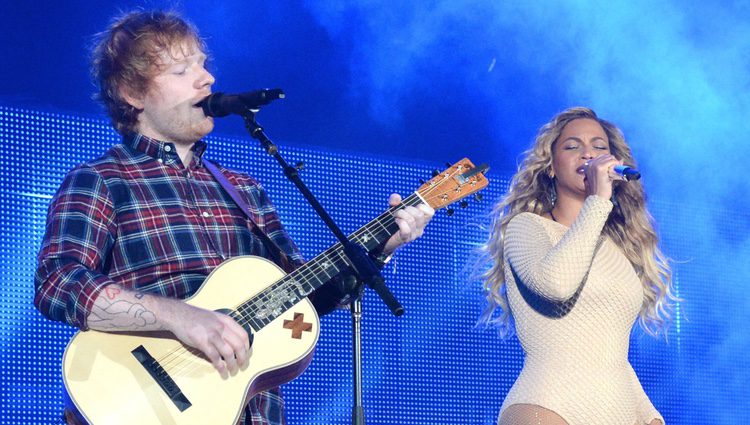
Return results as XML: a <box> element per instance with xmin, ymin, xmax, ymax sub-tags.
<box><xmin>417</xmin><ymin>158</ymin><xmax>489</xmax><ymax>210</ymax></box>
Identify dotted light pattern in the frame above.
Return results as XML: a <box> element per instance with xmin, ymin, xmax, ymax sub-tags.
<box><xmin>0</xmin><ymin>105</ymin><xmax>721</xmax><ymax>424</ymax></box>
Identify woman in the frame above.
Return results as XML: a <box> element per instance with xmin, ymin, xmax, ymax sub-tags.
<box><xmin>481</xmin><ymin>107</ymin><xmax>678</xmax><ymax>425</ymax></box>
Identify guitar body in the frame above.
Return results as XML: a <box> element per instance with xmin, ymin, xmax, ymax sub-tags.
<box><xmin>60</xmin><ymin>158</ymin><xmax>490</xmax><ymax>425</ymax></box>
<box><xmin>62</xmin><ymin>256</ymin><xmax>320</xmax><ymax>425</ymax></box>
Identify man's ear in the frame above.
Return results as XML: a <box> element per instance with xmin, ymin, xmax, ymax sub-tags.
<box><xmin>119</xmin><ymin>87</ymin><xmax>145</xmax><ymax>110</ymax></box>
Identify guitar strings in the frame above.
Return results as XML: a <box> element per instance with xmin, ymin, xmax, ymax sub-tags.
<box><xmin>154</xmin><ymin>179</ymin><xmax>455</xmax><ymax>376</ymax></box>
<box><xmin>154</xmin><ymin>169</ymin><xmax>472</xmax><ymax>376</ymax></box>
<box><xmin>223</xmin><ymin>192</ymin><xmax>421</xmax><ymax>330</ymax></box>
<box><xmin>234</xmin><ymin>192</ymin><xmax>425</xmax><ymax>329</ymax></box>
<box><xmin>153</xmin><ymin>167</ymin><xmax>478</xmax><ymax>378</ymax></box>
<box><xmin>154</xmin><ymin>195</ymin><xmax>414</xmax><ymax>375</ymax></box>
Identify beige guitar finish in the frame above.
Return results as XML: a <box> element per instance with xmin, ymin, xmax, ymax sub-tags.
<box><xmin>62</xmin><ymin>158</ymin><xmax>490</xmax><ymax>425</ymax></box>
<box><xmin>63</xmin><ymin>256</ymin><xmax>319</xmax><ymax>425</ymax></box>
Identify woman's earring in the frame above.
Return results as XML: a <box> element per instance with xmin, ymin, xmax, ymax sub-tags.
<box><xmin>547</xmin><ymin>177</ymin><xmax>557</xmax><ymax>206</ymax></box>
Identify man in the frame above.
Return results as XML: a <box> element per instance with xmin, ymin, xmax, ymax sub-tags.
<box><xmin>34</xmin><ymin>10</ymin><xmax>434</xmax><ymax>425</ymax></box>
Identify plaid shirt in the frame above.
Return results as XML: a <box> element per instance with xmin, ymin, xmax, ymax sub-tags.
<box><xmin>35</xmin><ymin>133</ymin><xmax>331</xmax><ymax>425</ymax></box>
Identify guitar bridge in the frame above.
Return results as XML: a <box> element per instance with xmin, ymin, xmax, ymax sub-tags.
<box><xmin>131</xmin><ymin>345</ymin><xmax>192</xmax><ymax>412</ymax></box>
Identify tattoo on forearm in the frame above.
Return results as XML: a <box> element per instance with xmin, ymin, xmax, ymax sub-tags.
<box><xmin>88</xmin><ymin>298</ymin><xmax>158</xmax><ymax>330</ymax></box>
<box><xmin>105</xmin><ymin>286</ymin><xmax>122</xmax><ymax>300</ymax></box>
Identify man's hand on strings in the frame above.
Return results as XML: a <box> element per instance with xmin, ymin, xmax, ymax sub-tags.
<box><xmin>382</xmin><ymin>193</ymin><xmax>435</xmax><ymax>255</ymax></box>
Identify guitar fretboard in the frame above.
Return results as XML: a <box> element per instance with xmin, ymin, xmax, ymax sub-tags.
<box><xmin>236</xmin><ymin>192</ymin><xmax>424</xmax><ymax>331</ymax></box>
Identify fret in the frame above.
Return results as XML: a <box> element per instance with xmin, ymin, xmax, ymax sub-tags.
<box><xmin>212</xmin><ymin>188</ymin><xmax>415</xmax><ymax>331</ymax></box>
<box><xmin>247</xmin><ymin>316</ymin><xmax>264</xmax><ymax>331</ymax></box>
<box><xmin>295</xmin><ymin>267</ymin><xmax>326</xmax><ymax>290</ymax></box>
<box><xmin>188</xmin><ymin>160</ymin><xmax>490</xmax><ymax>342</ymax></box>
<box><xmin>232</xmin><ymin>159</ymin><xmax>489</xmax><ymax>333</ymax></box>
<box><xmin>368</xmin><ymin>216</ymin><xmax>390</xmax><ymax>236</ymax></box>
<box><xmin>241</xmin><ymin>212</ymin><xmax>401</xmax><ymax>325</ymax></box>
<box><xmin>312</xmin><ymin>256</ymin><xmax>338</xmax><ymax>281</ymax></box>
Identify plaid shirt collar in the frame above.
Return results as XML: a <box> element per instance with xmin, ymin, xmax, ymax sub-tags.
<box><xmin>123</xmin><ymin>132</ymin><xmax>208</xmax><ymax>168</ymax></box>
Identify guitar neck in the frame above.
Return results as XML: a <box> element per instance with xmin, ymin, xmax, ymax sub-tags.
<box><xmin>232</xmin><ymin>157</ymin><xmax>489</xmax><ymax>332</ymax></box>
<box><xmin>236</xmin><ymin>192</ymin><xmax>424</xmax><ymax>331</ymax></box>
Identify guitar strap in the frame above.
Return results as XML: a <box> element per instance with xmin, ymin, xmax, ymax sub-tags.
<box><xmin>204</xmin><ymin>160</ymin><xmax>296</xmax><ymax>274</ymax></box>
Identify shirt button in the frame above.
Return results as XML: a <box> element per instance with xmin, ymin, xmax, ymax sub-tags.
<box><xmin>202</xmin><ymin>211</ymin><xmax>211</xmax><ymax>218</ymax></box>
<box><xmin>164</xmin><ymin>145</ymin><xmax>172</xmax><ymax>152</ymax></box>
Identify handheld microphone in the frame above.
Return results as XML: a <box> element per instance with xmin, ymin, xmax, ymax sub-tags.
<box><xmin>199</xmin><ymin>89</ymin><xmax>285</xmax><ymax>117</ymax></box>
<box><xmin>613</xmin><ymin>165</ymin><xmax>641</xmax><ymax>181</ymax></box>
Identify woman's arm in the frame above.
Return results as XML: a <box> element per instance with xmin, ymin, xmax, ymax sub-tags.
<box><xmin>504</xmin><ymin>195</ymin><xmax>612</xmax><ymax>301</ymax></box>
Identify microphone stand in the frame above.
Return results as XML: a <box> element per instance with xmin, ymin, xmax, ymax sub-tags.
<box><xmin>240</xmin><ymin>110</ymin><xmax>403</xmax><ymax>425</ymax></box>
<box><xmin>349</xmin><ymin>276</ymin><xmax>366</xmax><ymax>425</ymax></box>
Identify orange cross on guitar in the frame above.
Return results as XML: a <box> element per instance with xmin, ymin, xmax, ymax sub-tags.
<box><xmin>283</xmin><ymin>313</ymin><xmax>313</xmax><ymax>339</ymax></box>
<box><xmin>60</xmin><ymin>158</ymin><xmax>489</xmax><ymax>424</ymax></box>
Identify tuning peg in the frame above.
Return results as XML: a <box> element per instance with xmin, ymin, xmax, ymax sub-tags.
<box><xmin>446</xmin><ymin>208</ymin><xmax>455</xmax><ymax>216</ymax></box>
<box><xmin>432</xmin><ymin>169</ymin><xmax>441</xmax><ymax>177</ymax></box>
<box><xmin>419</xmin><ymin>178</ymin><xmax>426</xmax><ymax>185</ymax></box>
<box><xmin>474</xmin><ymin>193</ymin><xmax>483</xmax><ymax>202</ymax></box>
<box><xmin>295</xmin><ymin>161</ymin><xmax>305</xmax><ymax>171</ymax></box>
<box><xmin>445</xmin><ymin>162</ymin><xmax>452</xmax><ymax>168</ymax></box>
<box><xmin>460</xmin><ymin>200</ymin><xmax>469</xmax><ymax>209</ymax></box>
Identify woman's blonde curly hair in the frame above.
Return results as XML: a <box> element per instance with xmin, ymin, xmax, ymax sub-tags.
<box><xmin>480</xmin><ymin>107</ymin><xmax>679</xmax><ymax>338</ymax></box>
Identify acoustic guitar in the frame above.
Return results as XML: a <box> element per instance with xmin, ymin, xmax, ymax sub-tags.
<box><xmin>62</xmin><ymin>158</ymin><xmax>489</xmax><ymax>424</ymax></box>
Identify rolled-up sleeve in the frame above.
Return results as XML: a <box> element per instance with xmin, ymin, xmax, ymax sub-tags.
<box><xmin>34</xmin><ymin>166</ymin><xmax>117</xmax><ymax>330</ymax></box>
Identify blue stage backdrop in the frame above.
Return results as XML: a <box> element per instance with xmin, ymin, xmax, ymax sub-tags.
<box><xmin>0</xmin><ymin>105</ymin><xmax>744</xmax><ymax>424</ymax></box>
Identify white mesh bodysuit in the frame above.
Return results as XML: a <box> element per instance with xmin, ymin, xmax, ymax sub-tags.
<box><xmin>498</xmin><ymin>196</ymin><xmax>663</xmax><ymax>425</ymax></box>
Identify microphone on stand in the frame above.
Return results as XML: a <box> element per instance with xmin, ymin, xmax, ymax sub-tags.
<box><xmin>199</xmin><ymin>89</ymin><xmax>285</xmax><ymax>117</ymax></box>
<box><xmin>613</xmin><ymin>165</ymin><xmax>641</xmax><ymax>181</ymax></box>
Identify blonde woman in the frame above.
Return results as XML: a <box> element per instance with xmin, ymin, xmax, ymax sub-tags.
<box><xmin>482</xmin><ymin>107</ymin><xmax>677</xmax><ymax>425</ymax></box>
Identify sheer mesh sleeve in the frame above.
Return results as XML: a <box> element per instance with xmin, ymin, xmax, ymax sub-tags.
<box><xmin>504</xmin><ymin>195</ymin><xmax>613</xmax><ymax>302</ymax></box>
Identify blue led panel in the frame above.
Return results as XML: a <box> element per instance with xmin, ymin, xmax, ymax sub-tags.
<box><xmin>0</xmin><ymin>105</ymin><xmax>745</xmax><ymax>424</ymax></box>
